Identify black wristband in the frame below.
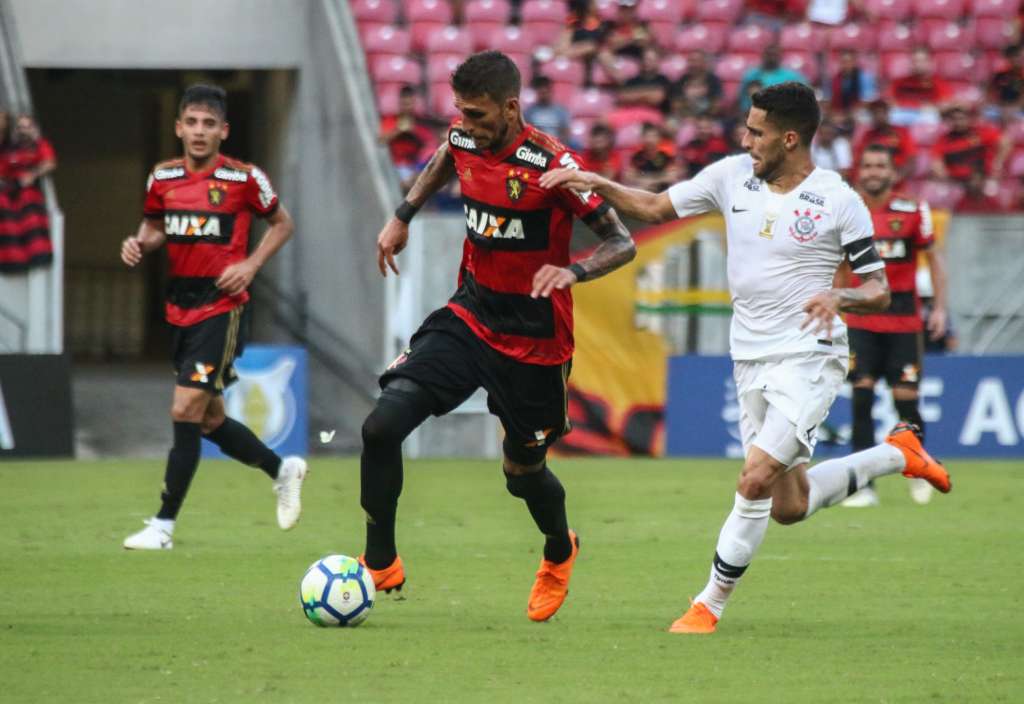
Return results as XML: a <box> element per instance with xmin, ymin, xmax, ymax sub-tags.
<box><xmin>568</xmin><ymin>262</ymin><xmax>588</xmax><ymax>283</ymax></box>
<box><xmin>394</xmin><ymin>200</ymin><xmax>418</xmax><ymax>224</ymax></box>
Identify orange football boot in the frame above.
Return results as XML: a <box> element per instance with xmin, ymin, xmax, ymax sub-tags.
<box><xmin>527</xmin><ymin>530</ymin><xmax>580</xmax><ymax>622</ymax></box>
<box><xmin>885</xmin><ymin>422</ymin><xmax>951</xmax><ymax>493</ymax></box>
<box><xmin>669</xmin><ymin>600</ymin><xmax>719</xmax><ymax>634</ymax></box>
<box><xmin>358</xmin><ymin>554</ymin><xmax>406</xmax><ymax>594</ymax></box>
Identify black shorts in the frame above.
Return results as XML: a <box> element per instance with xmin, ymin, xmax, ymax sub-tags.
<box><xmin>171</xmin><ymin>306</ymin><xmax>246</xmax><ymax>394</ymax></box>
<box><xmin>848</xmin><ymin>328</ymin><xmax>922</xmax><ymax>388</ymax></box>
<box><xmin>381</xmin><ymin>307</ymin><xmax>572</xmax><ymax>460</ymax></box>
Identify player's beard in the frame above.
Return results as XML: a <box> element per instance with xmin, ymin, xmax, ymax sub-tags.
<box><xmin>861</xmin><ymin>177</ymin><xmax>892</xmax><ymax>197</ymax></box>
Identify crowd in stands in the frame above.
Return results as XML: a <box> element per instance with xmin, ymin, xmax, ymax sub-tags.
<box><xmin>0</xmin><ymin>109</ymin><xmax>55</xmax><ymax>271</ymax></box>
<box><xmin>356</xmin><ymin>0</ymin><xmax>1024</xmax><ymax>212</ymax></box>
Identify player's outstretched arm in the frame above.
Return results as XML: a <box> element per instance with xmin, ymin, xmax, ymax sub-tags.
<box><xmin>531</xmin><ymin>208</ymin><xmax>635</xmax><ymax>298</ymax></box>
<box><xmin>120</xmin><ymin>218</ymin><xmax>166</xmax><ymax>267</ymax></box>
<box><xmin>538</xmin><ymin>168</ymin><xmax>676</xmax><ymax>224</ymax></box>
<box><xmin>378</xmin><ymin>143</ymin><xmax>457</xmax><ymax>276</ymax></box>
<box><xmin>217</xmin><ymin>204</ymin><xmax>295</xmax><ymax>296</ymax></box>
<box><xmin>802</xmin><ymin>269</ymin><xmax>891</xmax><ymax>337</ymax></box>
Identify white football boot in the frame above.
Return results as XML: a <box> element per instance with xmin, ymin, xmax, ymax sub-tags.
<box><xmin>841</xmin><ymin>485</ymin><xmax>880</xmax><ymax>508</ymax></box>
<box><xmin>273</xmin><ymin>456</ymin><xmax>308</xmax><ymax>530</ymax></box>
<box><xmin>908</xmin><ymin>477</ymin><xmax>934</xmax><ymax>505</ymax></box>
<box><xmin>123</xmin><ymin>518</ymin><xmax>174</xmax><ymax>550</ymax></box>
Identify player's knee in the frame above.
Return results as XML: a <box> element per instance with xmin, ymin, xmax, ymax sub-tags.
<box><xmin>737</xmin><ymin>466</ymin><xmax>774</xmax><ymax>499</ymax></box>
<box><xmin>170</xmin><ymin>397</ymin><xmax>205</xmax><ymax>423</ymax></box>
<box><xmin>361</xmin><ymin>388</ymin><xmax>431</xmax><ymax>450</ymax></box>
<box><xmin>853</xmin><ymin>377</ymin><xmax>876</xmax><ymax>390</ymax></box>
<box><xmin>771</xmin><ymin>503</ymin><xmax>806</xmax><ymax>526</ymax></box>
<box><xmin>199</xmin><ymin>414</ymin><xmax>225</xmax><ymax>435</ymax></box>
<box><xmin>891</xmin><ymin>385</ymin><xmax>919</xmax><ymax>401</ymax></box>
<box><xmin>501</xmin><ymin>436</ymin><xmax>547</xmax><ymax>476</ymax></box>
<box><xmin>505</xmin><ymin>464</ymin><xmax>562</xmax><ymax>501</ymax></box>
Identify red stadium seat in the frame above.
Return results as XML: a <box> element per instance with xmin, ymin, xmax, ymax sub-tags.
<box><xmin>521</xmin><ymin>0</ymin><xmax>567</xmax><ymax>46</ymax></box>
<box><xmin>376</xmin><ymin>84</ymin><xmax>426</xmax><ymax>117</ymax></box>
<box><xmin>975</xmin><ymin>18</ymin><xmax>1017</xmax><ymax>50</ymax></box>
<box><xmin>926</xmin><ymin>21</ymin><xmax>976</xmax><ymax>51</ymax></box>
<box><xmin>616</xmin><ymin>122</ymin><xmax>646</xmax><ymax>149</ymax></box>
<box><xmin>351</xmin><ymin>0</ymin><xmax>398</xmax><ymax>24</ymax></box>
<box><xmin>877</xmin><ymin>23</ymin><xmax>917</xmax><ymax>52</ymax></box>
<box><xmin>640</xmin><ymin>0</ymin><xmax>685</xmax><ymax>23</ymax></box>
<box><xmin>595</xmin><ymin>0</ymin><xmax>619</xmax><ymax>20</ymax></box>
<box><xmin>1005</xmin><ymin>120</ymin><xmax>1024</xmax><ymax>146</ymax></box>
<box><xmin>465</xmin><ymin>0</ymin><xmax>511</xmax><ymax>50</ymax></box>
<box><xmin>648</xmin><ymin>22</ymin><xmax>681</xmax><ymax>50</ymax></box>
<box><xmin>995</xmin><ymin>179</ymin><xmax>1021</xmax><ymax>210</ymax></box>
<box><xmin>429</xmin><ymin>81</ymin><xmax>460</xmax><ymax>119</ymax></box>
<box><xmin>520</xmin><ymin>86</ymin><xmax>538</xmax><ymax>110</ymax></box>
<box><xmin>425</xmin><ymin>26</ymin><xmax>473</xmax><ymax>57</ymax></box>
<box><xmin>488</xmin><ymin>25</ymin><xmax>532</xmax><ymax>53</ymax></box>
<box><xmin>407</xmin><ymin>0</ymin><xmax>452</xmax><ymax>52</ymax></box>
<box><xmin>727</xmin><ymin>25</ymin><xmax>778</xmax><ymax>57</ymax></box>
<box><xmin>716</xmin><ymin>54</ymin><xmax>758</xmax><ymax>82</ymax></box>
<box><xmin>881</xmin><ymin>51</ymin><xmax>914</xmax><ymax>80</ymax></box>
<box><xmin>910</xmin><ymin>122</ymin><xmax>944</xmax><ymax>146</ymax></box>
<box><xmin>910</xmin><ymin>151</ymin><xmax>932</xmax><ymax>178</ymax></box>
<box><xmin>934</xmin><ymin>51</ymin><xmax>981</xmax><ymax>80</ymax></box>
<box><xmin>569</xmin><ymin>118</ymin><xmax>593</xmax><ymax>147</ymax></box>
<box><xmin>592</xmin><ymin>56</ymin><xmax>642</xmax><ymax>85</ymax></box>
<box><xmin>569</xmin><ymin>88</ymin><xmax>616</xmax><ymax>118</ymax></box>
<box><xmin>971</xmin><ymin>0</ymin><xmax>1020</xmax><ymax>17</ymax></box>
<box><xmin>720</xmin><ymin>80</ymin><xmax>742</xmax><ymax>108</ymax></box>
<box><xmin>782</xmin><ymin>52</ymin><xmax>819</xmax><ymax>83</ymax></box>
<box><xmin>865</xmin><ymin>0</ymin><xmax>914</xmax><ymax>21</ymax></box>
<box><xmin>426</xmin><ymin>54</ymin><xmax>462</xmax><ymax>83</ymax></box>
<box><xmin>361</xmin><ymin>25</ymin><xmax>411</xmax><ymax>59</ymax></box>
<box><xmin>372</xmin><ymin>56</ymin><xmax>424</xmax><ymax>86</ymax></box>
<box><xmin>695</xmin><ymin>0</ymin><xmax>743</xmax><ymax>23</ymax></box>
<box><xmin>675</xmin><ymin>23</ymin><xmax>728</xmax><ymax>54</ymax></box>
<box><xmin>950</xmin><ymin>82</ymin><xmax>984</xmax><ymax>103</ymax></box>
<box><xmin>914</xmin><ymin>179</ymin><xmax>965</xmax><ymax>209</ymax></box>
<box><xmin>1008</xmin><ymin>149</ymin><xmax>1024</xmax><ymax>177</ymax></box>
<box><xmin>659</xmin><ymin>54</ymin><xmax>690</xmax><ymax>81</ymax></box>
<box><xmin>779</xmin><ymin>22</ymin><xmax>827</xmax><ymax>52</ymax></box>
<box><xmin>829</xmin><ymin>24</ymin><xmax>876</xmax><ymax>52</ymax></box>
<box><xmin>913</xmin><ymin>0</ymin><xmax>966</xmax><ymax>18</ymax></box>
<box><xmin>539</xmin><ymin>57</ymin><xmax>586</xmax><ymax>84</ymax></box>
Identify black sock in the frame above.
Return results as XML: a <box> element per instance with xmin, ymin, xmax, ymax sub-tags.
<box><xmin>506</xmin><ymin>466</ymin><xmax>572</xmax><ymax>563</ymax></box>
<box><xmin>157</xmin><ymin>421</ymin><xmax>202</xmax><ymax>520</ymax></box>
<box><xmin>894</xmin><ymin>398</ymin><xmax>924</xmax><ymax>441</ymax></box>
<box><xmin>360</xmin><ymin>380</ymin><xmax>434</xmax><ymax>569</ymax></box>
<box><xmin>205</xmin><ymin>417</ymin><xmax>282</xmax><ymax>479</ymax></box>
<box><xmin>852</xmin><ymin>386</ymin><xmax>875</xmax><ymax>452</ymax></box>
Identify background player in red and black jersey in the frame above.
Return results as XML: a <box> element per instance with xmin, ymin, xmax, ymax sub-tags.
<box><xmin>118</xmin><ymin>85</ymin><xmax>307</xmax><ymax>550</ymax></box>
<box><xmin>841</xmin><ymin>144</ymin><xmax>947</xmax><ymax>507</ymax></box>
<box><xmin>363</xmin><ymin>51</ymin><xmax>636</xmax><ymax>621</ymax></box>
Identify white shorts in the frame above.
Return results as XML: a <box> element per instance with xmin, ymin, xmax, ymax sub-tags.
<box><xmin>733</xmin><ymin>352</ymin><xmax>848</xmax><ymax>468</ymax></box>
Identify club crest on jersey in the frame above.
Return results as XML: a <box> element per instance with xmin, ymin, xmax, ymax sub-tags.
<box><xmin>506</xmin><ymin>168</ymin><xmax>529</xmax><ymax>201</ymax></box>
<box><xmin>889</xmin><ymin>218</ymin><xmax>903</xmax><ymax>232</ymax></box>
<box><xmin>464</xmin><ymin>204</ymin><xmax>525</xmax><ymax>240</ymax></box>
<box><xmin>789</xmin><ymin>208</ymin><xmax>822</xmax><ymax>243</ymax></box>
<box><xmin>208</xmin><ymin>183</ymin><xmax>226</xmax><ymax>206</ymax></box>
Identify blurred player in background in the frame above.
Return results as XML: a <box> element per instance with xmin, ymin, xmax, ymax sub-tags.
<box><xmin>541</xmin><ymin>82</ymin><xmax>951</xmax><ymax>634</ymax></box>
<box><xmin>120</xmin><ymin>84</ymin><xmax>306</xmax><ymax>550</ymax></box>
<box><xmin>841</xmin><ymin>144</ymin><xmax>947</xmax><ymax>507</ymax></box>
<box><xmin>364</xmin><ymin>51</ymin><xmax>635</xmax><ymax>621</ymax></box>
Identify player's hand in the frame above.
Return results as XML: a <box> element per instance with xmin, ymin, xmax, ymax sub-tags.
<box><xmin>927</xmin><ymin>306</ymin><xmax>948</xmax><ymax>341</ymax></box>
<box><xmin>538</xmin><ymin>167</ymin><xmax>600</xmax><ymax>194</ymax></box>
<box><xmin>121</xmin><ymin>236</ymin><xmax>144</xmax><ymax>267</ymax></box>
<box><xmin>377</xmin><ymin>217</ymin><xmax>409</xmax><ymax>277</ymax></box>
<box><xmin>801</xmin><ymin>290</ymin><xmax>841</xmax><ymax>337</ymax></box>
<box><xmin>531</xmin><ymin>264</ymin><xmax>578</xmax><ymax>299</ymax></box>
<box><xmin>216</xmin><ymin>260</ymin><xmax>258</xmax><ymax>296</ymax></box>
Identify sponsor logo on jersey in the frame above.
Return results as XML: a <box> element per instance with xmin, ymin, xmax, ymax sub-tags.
<box><xmin>557</xmin><ymin>152</ymin><xmax>593</xmax><ymax>203</ymax></box>
<box><xmin>789</xmin><ymin>208</ymin><xmax>822</xmax><ymax>243</ymax></box>
<box><xmin>464</xmin><ymin>204</ymin><xmax>525</xmax><ymax>240</ymax></box>
<box><xmin>213</xmin><ymin>167</ymin><xmax>248</xmax><ymax>183</ymax></box>
<box><xmin>877</xmin><ymin>238</ymin><xmax>908</xmax><ymax>259</ymax></box>
<box><xmin>799</xmin><ymin>191</ymin><xmax>824</xmax><ymax>207</ymax></box>
<box><xmin>164</xmin><ymin>210</ymin><xmax>234</xmax><ymax>241</ymax></box>
<box><xmin>449</xmin><ymin>130</ymin><xmax>478</xmax><ymax>150</ymax></box>
<box><xmin>514</xmin><ymin>144</ymin><xmax>550</xmax><ymax>169</ymax></box>
<box><xmin>250</xmin><ymin>166</ymin><xmax>276</xmax><ymax>210</ymax></box>
<box><xmin>743</xmin><ymin>178</ymin><xmax>761</xmax><ymax>192</ymax></box>
<box><xmin>153</xmin><ymin>166</ymin><xmax>186</xmax><ymax>181</ymax></box>
<box><xmin>208</xmin><ymin>183</ymin><xmax>226</xmax><ymax>206</ymax></box>
<box><xmin>889</xmin><ymin>198</ymin><xmax>917</xmax><ymax>213</ymax></box>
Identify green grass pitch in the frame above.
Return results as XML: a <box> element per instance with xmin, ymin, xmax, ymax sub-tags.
<box><xmin>1</xmin><ymin>458</ymin><xmax>1021</xmax><ymax>703</ymax></box>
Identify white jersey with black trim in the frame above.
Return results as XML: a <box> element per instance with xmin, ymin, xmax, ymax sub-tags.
<box><xmin>667</xmin><ymin>154</ymin><xmax>885</xmax><ymax>362</ymax></box>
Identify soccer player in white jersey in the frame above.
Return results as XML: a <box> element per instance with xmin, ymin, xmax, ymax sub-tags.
<box><xmin>540</xmin><ymin>82</ymin><xmax>951</xmax><ymax>633</ymax></box>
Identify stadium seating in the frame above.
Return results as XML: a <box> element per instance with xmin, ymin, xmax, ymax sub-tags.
<box><xmin>464</xmin><ymin>0</ymin><xmax>510</xmax><ymax>50</ymax></box>
<box><xmin>971</xmin><ymin>0</ymin><xmax>1019</xmax><ymax>17</ymax></box>
<box><xmin>779</xmin><ymin>22</ymin><xmax>827</xmax><ymax>52</ymax></box>
<box><xmin>426</xmin><ymin>54</ymin><xmax>462</xmax><ymax>84</ymax></box>
<box><xmin>829</xmin><ymin>24</ymin><xmax>875</xmax><ymax>52</ymax></box>
<box><xmin>407</xmin><ymin>0</ymin><xmax>453</xmax><ymax>52</ymax></box>
<box><xmin>639</xmin><ymin>0</ymin><xmax>687</xmax><ymax>23</ymax></box>
<box><xmin>975</xmin><ymin>18</ymin><xmax>1017</xmax><ymax>50</ymax></box>
<box><xmin>425</xmin><ymin>25</ymin><xmax>473</xmax><ymax>59</ymax></box>
<box><xmin>934</xmin><ymin>51</ymin><xmax>981</xmax><ymax>81</ymax></box>
<box><xmin>569</xmin><ymin>88</ymin><xmax>615</xmax><ymax>119</ymax></box>
<box><xmin>877</xmin><ymin>23</ymin><xmax>917</xmax><ymax>52</ymax></box>
<box><xmin>521</xmin><ymin>0</ymin><xmax>566</xmax><ymax>47</ymax></box>
<box><xmin>914</xmin><ymin>179</ymin><xmax>965</xmax><ymax>209</ymax></box>
<box><xmin>376</xmin><ymin>83</ymin><xmax>427</xmax><ymax>116</ymax></box>
<box><xmin>592</xmin><ymin>56</ymin><xmax>642</xmax><ymax>86</ymax></box>
<box><xmin>727</xmin><ymin>25</ymin><xmax>778</xmax><ymax>58</ymax></box>
<box><xmin>913</xmin><ymin>0</ymin><xmax>966</xmax><ymax>19</ymax></box>
<box><xmin>361</xmin><ymin>25</ymin><xmax>411</xmax><ymax>61</ymax></box>
<box><xmin>881</xmin><ymin>51</ymin><xmax>914</xmax><ymax>80</ymax></box>
<box><xmin>867</xmin><ymin>0</ymin><xmax>915</xmax><ymax>22</ymax></box>
<box><xmin>429</xmin><ymin>81</ymin><xmax>460</xmax><ymax>119</ymax></box>
<box><xmin>910</xmin><ymin>122</ymin><xmax>944</xmax><ymax>146</ymax></box>
<box><xmin>926</xmin><ymin>21</ymin><xmax>976</xmax><ymax>51</ymax></box>
<box><xmin>372</xmin><ymin>55</ymin><xmax>423</xmax><ymax>86</ymax></box>
<box><xmin>782</xmin><ymin>52</ymin><xmax>819</xmax><ymax>83</ymax></box>
<box><xmin>659</xmin><ymin>54</ymin><xmax>690</xmax><ymax>81</ymax></box>
<box><xmin>675</xmin><ymin>24</ymin><xmax>728</xmax><ymax>54</ymax></box>
<box><xmin>351</xmin><ymin>0</ymin><xmax>398</xmax><ymax>25</ymax></box>
<box><xmin>695</xmin><ymin>0</ymin><xmax>743</xmax><ymax>24</ymax></box>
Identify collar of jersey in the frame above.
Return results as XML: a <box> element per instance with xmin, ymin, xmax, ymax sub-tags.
<box><xmin>184</xmin><ymin>153</ymin><xmax>226</xmax><ymax>178</ymax></box>
<box><xmin>481</xmin><ymin>124</ymin><xmax>533</xmax><ymax>164</ymax></box>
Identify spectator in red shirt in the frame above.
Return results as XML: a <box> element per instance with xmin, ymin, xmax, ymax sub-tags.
<box><xmin>887</xmin><ymin>48</ymin><xmax>952</xmax><ymax>109</ymax></box>
<box><xmin>681</xmin><ymin>113</ymin><xmax>730</xmax><ymax>177</ymax></box>
<box><xmin>930</xmin><ymin>103</ymin><xmax>1002</xmax><ymax>181</ymax></box>
<box><xmin>555</xmin><ymin>0</ymin><xmax>607</xmax><ymax>82</ymax></box>
<box><xmin>379</xmin><ymin>86</ymin><xmax>436</xmax><ymax>192</ymax></box>
<box><xmin>0</xmin><ymin>113</ymin><xmax>57</xmax><ymax>271</ymax></box>
<box><xmin>582</xmin><ymin>122</ymin><xmax>623</xmax><ymax>181</ymax></box>
<box><xmin>853</xmin><ymin>99</ymin><xmax>917</xmax><ymax>181</ymax></box>
<box><xmin>624</xmin><ymin>122</ymin><xmax>681</xmax><ymax>192</ymax></box>
<box><xmin>954</xmin><ymin>167</ymin><xmax>1004</xmax><ymax>213</ymax></box>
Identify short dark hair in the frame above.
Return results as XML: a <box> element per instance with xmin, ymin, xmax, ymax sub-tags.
<box><xmin>179</xmin><ymin>84</ymin><xmax>227</xmax><ymax>119</ymax></box>
<box><xmin>750</xmin><ymin>81</ymin><xmax>820</xmax><ymax>146</ymax></box>
<box><xmin>590</xmin><ymin>122</ymin><xmax>614</xmax><ymax>138</ymax></box>
<box><xmin>532</xmin><ymin>75</ymin><xmax>552</xmax><ymax>89</ymax></box>
<box><xmin>399</xmin><ymin>84</ymin><xmax>417</xmax><ymax>98</ymax></box>
<box><xmin>451</xmin><ymin>51</ymin><xmax>521</xmax><ymax>104</ymax></box>
<box><xmin>862</xmin><ymin>143</ymin><xmax>895</xmax><ymax>164</ymax></box>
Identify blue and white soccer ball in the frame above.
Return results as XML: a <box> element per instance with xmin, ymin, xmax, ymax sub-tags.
<box><xmin>299</xmin><ymin>554</ymin><xmax>376</xmax><ymax>627</ymax></box>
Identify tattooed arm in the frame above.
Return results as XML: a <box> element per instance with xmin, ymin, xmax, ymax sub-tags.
<box><xmin>530</xmin><ymin>207</ymin><xmax>636</xmax><ymax>298</ymax></box>
<box><xmin>802</xmin><ymin>268</ymin><xmax>891</xmax><ymax>336</ymax></box>
<box><xmin>377</xmin><ymin>143</ymin><xmax>457</xmax><ymax>276</ymax></box>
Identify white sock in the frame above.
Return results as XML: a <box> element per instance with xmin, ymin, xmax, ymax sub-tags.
<box><xmin>152</xmin><ymin>517</ymin><xmax>175</xmax><ymax>534</ymax></box>
<box><xmin>805</xmin><ymin>444</ymin><xmax>905</xmax><ymax>518</ymax></box>
<box><xmin>694</xmin><ymin>493</ymin><xmax>772</xmax><ymax>618</ymax></box>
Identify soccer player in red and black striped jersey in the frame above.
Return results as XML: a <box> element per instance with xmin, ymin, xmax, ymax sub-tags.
<box><xmin>119</xmin><ymin>85</ymin><xmax>307</xmax><ymax>550</ymax></box>
<box><xmin>842</xmin><ymin>144</ymin><xmax>947</xmax><ymax>506</ymax></box>
<box><xmin>362</xmin><ymin>51</ymin><xmax>636</xmax><ymax>621</ymax></box>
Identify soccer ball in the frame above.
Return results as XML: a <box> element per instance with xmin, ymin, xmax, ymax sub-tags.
<box><xmin>299</xmin><ymin>554</ymin><xmax>376</xmax><ymax>627</ymax></box>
